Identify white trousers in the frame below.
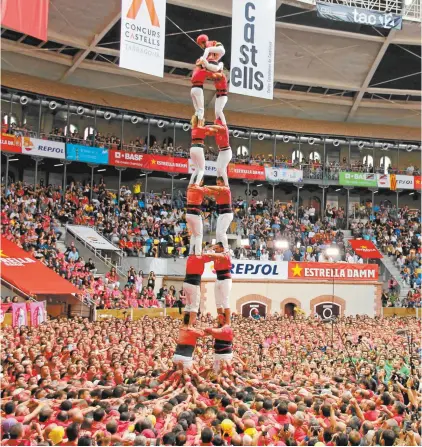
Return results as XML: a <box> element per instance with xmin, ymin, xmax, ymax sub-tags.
<box><xmin>190</xmin><ymin>87</ymin><xmax>204</xmax><ymax>120</ymax></box>
<box><xmin>186</xmin><ymin>213</ymin><xmax>203</xmax><ymax>255</ymax></box>
<box><xmin>213</xmin><ymin>353</ymin><xmax>233</xmax><ymax>373</ymax></box>
<box><xmin>216</xmin><ymin>213</ymin><xmax>233</xmax><ymax>251</ymax></box>
<box><xmin>189</xmin><ymin>146</ymin><xmax>205</xmax><ymax>185</ymax></box>
<box><xmin>172</xmin><ymin>354</ymin><xmax>193</xmax><ymax>369</ymax></box>
<box><xmin>183</xmin><ymin>282</ymin><xmax>200</xmax><ymax>313</ymax></box>
<box><xmin>215</xmin><ymin>278</ymin><xmax>232</xmax><ymax>309</ymax></box>
<box><xmin>216</xmin><ymin>148</ymin><xmax>232</xmax><ymax>186</ymax></box>
<box><xmin>215</xmin><ymin>96</ymin><xmax>228</xmax><ymax>125</ymax></box>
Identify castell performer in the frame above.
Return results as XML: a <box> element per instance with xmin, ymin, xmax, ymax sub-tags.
<box><xmin>172</xmin><ymin>313</ymin><xmax>205</xmax><ymax>370</ymax></box>
<box><xmin>206</xmin><ymin>119</ymin><xmax>231</xmax><ymax>186</ymax></box>
<box><xmin>206</xmin><ymin>242</ymin><xmax>232</xmax><ymax>325</ymax></box>
<box><xmin>189</xmin><ymin>118</ymin><xmax>213</xmax><ymax>186</ymax></box>
<box><xmin>204</xmin><ymin>314</ymin><xmax>234</xmax><ymax>373</ymax></box>
<box><xmin>183</xmin><ymin>254</ymin><xmax>211</xmax><ymax>326</ymax></box>
<box><xmin>197</xmin><ymin>34</ymin><xmax>226</xmax><ymax>64</ymax></box>
<box><xmin>186</xmin><ymin>183</ymin><xmax>205</xmax><ymax>256</ymax></box>
<box><xmin>191</xmin><ymin>59</ymin><xmax>223</xmax><ymax>127</ymax></box>
<box><xmin>201</xmin><ymin>58</ymin><xmax>228</xmax><ymax>125</ymax></box>
<box><xmin>204</xmin><ymin>178</ymin><xmax>233</xmax><ymax>252</ymax></box>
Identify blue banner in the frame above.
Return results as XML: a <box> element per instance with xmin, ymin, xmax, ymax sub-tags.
<box><xmin>66</xmin><ymin>144</ymin><xmax>109</xmax><ymax>164</ymax></box>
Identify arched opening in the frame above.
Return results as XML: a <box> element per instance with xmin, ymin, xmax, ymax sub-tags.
<box><xmin>162</xmin><ymin>136</ymin><xmax>174</xmax><ymax>149</ymax></box>
<box><xmin>284</xmin><ymin>302</ymin><xmax>297</xmax><ymax>317</ymax></box>
<box><xmin>64</xmin><ymin>124</ymin><xmax>78</xmax><ymax>136</ymax></box>
<box><xmin>380</xmin><ymin>156</ymin><xmax>392</xmax><ymax>174</ymax></box>
<box><xmin>241</xmin><ymin>302</ymin><xmax>267</xmax><ymax>318</ymax></box>
<box><xmin>292</xmin><ymin>150</ymin><xmax>304</xmax><ymax>163</ymax></box>
<box><xmin>309</xmin><ymin>151</ymin><xmax>321</xmax><ymax>162</ymax></box>
<box><xmin>84</xmin><ymin>126</ymin><xmax>96</xmax><ymax>140</ymax></box>
<box><xmin>237</xmin><ymin>145</ymin><xmax>249</xmax><ymax>157</ymax></box>
<box><xmin>363</xmin><ymin>154</ymin><xmax>374</xmax><ymax>168</ymax></box>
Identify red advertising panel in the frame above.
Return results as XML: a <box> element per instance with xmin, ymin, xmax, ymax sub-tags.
<box><xmin>288</xmin><ymin>262</ymin><xmax>378</xmax><ymax>281</ymax></box>
<box><xmin>109</xmin><ymin>150</ymin><xmax>189</xmax><ymax>174</ymax></box>
<box><xmin>348</xmin><ymin>240</ymin><xmax>383</xmax><ymax>259</ymax></box>
<box><xmin>415</xmin><ymin>176</ymin><xmax>421</xmax><ymax>190</ymax></box>
<box><xmin>0</xmin><ymin>133</ymin><xmax>22</xmax><ymax>154</ymax></box>
<box><xmin>228</xmin><ymin>163</ymin><xmax>266</xmax><ymax>180</ymax></box>
<box><xmin>1</xmin><ymin>0</ymin><xmax>49</xmax><ymax>41</ymax></box>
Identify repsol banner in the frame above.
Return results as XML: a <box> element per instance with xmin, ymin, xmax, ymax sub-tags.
<box><xmin>230</xmin><ymin>0</ymin><xmax>276</xmax><ymax>100</ymax></box>
<box><xmin>203</xmin><ymin>260</ymin><xmax>288</xmax><ymax>280</ymax></box>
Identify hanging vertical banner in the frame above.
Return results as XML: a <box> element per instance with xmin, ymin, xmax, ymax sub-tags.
<box><xmin>12</xmin><ymin>303</ymin><xmax>28</xmax><ymax>328</ymax></box>
<box><xmin>30</xmin><ymin>301</ymin><xmax>46</xmax><ymax>327</ymax></box>
<box><xmin>119</xmin><ymin>0</ymin><xmax>166</xmax><ymax>77</ymax></box>
<box><xmin>230</xmin><ymin>0</ymin><xmax>276</xmax><ymax>100</ymax></box>
<box><xmin>1</xmin><ymin>0</ymin><xmax>49</xmax><ymax>41</ymax></box>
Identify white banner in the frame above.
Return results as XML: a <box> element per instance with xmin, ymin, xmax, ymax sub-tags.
<box><xmin>67</xmin><ymin>226</ymin><xmax>121</xmax><ymax>251</ymax></box>
<box><xmin>188</xmin><ymin>159</ymin><xmax>217</xmax><ymax>177</ymax></box>
<box><xmin>21</xmin><ymin>138</ymin><xmax>65</xmax><ymax>159</ymax></box>
<box><xmin>395</xmin><ymin>175</ymin><xmax>414</xmax><ymax>190</ymax></box>
<box><xmin>230</xmin><ymin>0</ymin><xmax>276</xmax><ymax>100</ymax></box>
<box><xmin>202</xmin><ymin>259</ymin><xmax>288</xmax><ymax>280</ymax></box>
<box><xmin>119</xmin><ymin>0</ymin><xmax>166</xmax><ymax>77</ymax></box>
<box><xmin>265</xmin><ymin>167</ymin><xmax>303</xmax><ymax>182</ymax></box>
<box><xmin>377</xmin><ymin>174</ymin><xmax>390</xmax><ymax>188</ymax></box>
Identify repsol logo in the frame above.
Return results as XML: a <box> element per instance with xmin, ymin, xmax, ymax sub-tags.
<box><xmin>231</xmin><ymin>2</ymin><xmax>264</xmax><ymax>92</ymax></box>
<box><xmin>231</xmin><ymin>263</ymin><xmax>280</xmax><ymax>275</ymax></box>
<box><xmin>397</xmin><ymin>179</ymin><xmax>412</xmax><ymax>185</ymax></box>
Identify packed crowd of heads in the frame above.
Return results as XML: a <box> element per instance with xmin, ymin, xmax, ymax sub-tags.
<box><xmin>1</xmin><ymin>313</ymin><xmax>420</xmax><ymax>446</ymax></box>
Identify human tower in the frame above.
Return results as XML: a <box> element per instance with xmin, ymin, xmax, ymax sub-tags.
<box><xmin>172</xmin><ymin>35</ymin><xmax>234</xmax><ymax>372</ymax></box>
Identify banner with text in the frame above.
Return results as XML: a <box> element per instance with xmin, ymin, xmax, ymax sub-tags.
<box><xmin>390</xmin><ymin>174</ymin><xmax>414</xmax><ymax>190</ymax></box>
<box><xmin>316</xmin><ymin>1</ymin><xmax>402</xmax><ymax>30</ymax></box>
<box><xmin>230</xmin><ymin>0</ymin><xmax>276</xmax><ymax>100</ymax></box>
<box><xmin>0</xmin><ymin>133</ymin><xmax>22</xmax><ymax>153</ymax></box>
<box><xmin>348</xmin><ymin>240</ymin><xmax>382</xmax><ymax>259</ymax></box>
<box><xmin>109</xmin><ymin>150</ymin><xmax>189</xmax><ymax>173</ymax></box>
<box><xmin>377</xmin><ymin>174</ymin><xmax>390</xmax><ymax>188</ymax></box>
<box><xmin>120</xmin><ymin>0</ymin><xmax>166</xmax><ymax>77</ymax></box>
<box><xmin>339</xmin><ymin>172</ymin><xmax>377</xmax><ymax>187</ymax></box>
<box><xmin>288</xmin><ymin>262</ymin><xmax>378</xmax><ymax>281</ymax></box>
<box><xmin>66</xmin><ymin>144</ymin><xmax>109</xmax><ymax>164</ymax></box>
<box><xmin>228</xmin><ymin>163</ymin><xmax>266</xmax><ymax>181</ymax></box>
<box><xmin>21</xmin><ymin>137</ymin><xmax>65</xmax><ymax>159</ymax></box>
<box><xmin>203</xmin><ymin>259</ymin><xmax>288</xmax><ymax>280</ymax></box>
<box><xmin>265</xmin><ymin>167</ymin><xmax>303</xmax><ymax>183</ymax></box>
<box><xmin>29</xmin><ymin>301</ymin><xmax>46</xmax><ymax>327</ymax></box>
<box><xmin>189</xmin><ymin>159</ymin><xmax>217</xmax><ymax>177</ymax></box>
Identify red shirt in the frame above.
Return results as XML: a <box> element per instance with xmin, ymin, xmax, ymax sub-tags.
<box><xmin>185</xmin><ymin>255</ymin><xmax>211</xmax><ymax>276</ymax></box>
<box><xmin>187</xmin><ymin>187</ymin><xmax>204</xmax><ymax>206</ymax></box>
<box><xmin>191</xmin><ymin>66</ymin><xmax>210</xmax><ymax>86</ymax></box>
<box><xmin>191</xmin><ymin>127</ymin><xmax>208</xmax><ymax>141</ymax></box>
<box><xmin>214</xmin><ymin>74</ymin><xmax>228</xmax><ymax>91</ymax></box>
<box><xmin>178</xmin><ymin>327</ymin><xmax>204</xmax><ymax>346</ymax></box>
<box><xmin>214</xmin><ymin>254</ymin><xmax>232</xmax><ymax>278</ymax></box>
<box><xmin>215</xmin><ymin>187</ymin><xmax>231</xmax><ymax>206</ymax></box>
<box><xmin>214</xmin><ymin>125</ymin><xmax>230</xmax><ymax>149</ymax></box>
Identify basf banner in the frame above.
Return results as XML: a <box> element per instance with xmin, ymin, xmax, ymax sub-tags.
<box><xmin>120</xmin><ymin>0</ymin><xmax>166</xmax><ymax>77</ymax></box>
<box><xmin>109</xmin><ymin>150</ymin><xmax>189</xmax><ymax>173</ymax></box>
<box><xmin>203</xmin><ymin>260</ymin><xmax>288</xmax><ymax>280</ymax></box>
<box><xmin>230</xmin><ymin>0</ymin><xmax>276</xmax><ymax>100</ymax></box>
<box><xmin>21</xmin><ymin>138</ymin><xmax>65</xmax><ymax>159</ymax></box>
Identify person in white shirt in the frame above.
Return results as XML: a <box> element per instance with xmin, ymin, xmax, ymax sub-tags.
<box><xmin>308</xmin><ymin>206</ymin><xmax>316</xmax><ymax>223</ymax></box>
<box><xmin>260</xmin><ymin>249</ymin><xmax>269</xmax><ymax>261</ymax></box>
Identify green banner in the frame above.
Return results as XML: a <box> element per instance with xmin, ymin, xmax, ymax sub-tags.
<box><xmin>339</xmin><ymin>172</ymin><xmax>377</xmax><ymax>187</ymax></box>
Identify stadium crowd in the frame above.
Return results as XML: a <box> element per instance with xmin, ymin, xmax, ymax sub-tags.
<box><xmin>1</xmin><ymin>313</ymin><xmax>420</xmax><ymax>446</ymax></box>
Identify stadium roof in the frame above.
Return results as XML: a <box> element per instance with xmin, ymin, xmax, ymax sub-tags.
<box><xmin>1</xmin><ymin>0</ymin><xmax>421</xmax><ymax>128</ymax></box>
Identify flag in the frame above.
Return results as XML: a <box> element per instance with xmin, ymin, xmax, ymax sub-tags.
<box><xmin>348</xmin><ymin>240</ymin><xmax>383</xmax><ymax>259</ymax></box>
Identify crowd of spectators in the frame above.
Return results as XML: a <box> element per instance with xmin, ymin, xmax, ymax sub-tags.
<box><xmin>0</xmin><ymin>313</ymin><xmax>420</xmax><ymax>446</ymax></box>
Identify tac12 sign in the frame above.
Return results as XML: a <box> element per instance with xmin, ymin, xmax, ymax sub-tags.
<box><xmin>230</xmin><ymin>0</ymin><xmax>276</xmax><ymax>100</ymax></box>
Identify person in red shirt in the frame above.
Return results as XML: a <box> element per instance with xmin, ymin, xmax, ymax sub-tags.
<box><xmin>205</xmin><ymin>314</ymin><xmax>234</xmax><ymax>372</ymax></box>
<box><xmin>206</xmin><ymin>243</ymin><xmax>232</xmax><ymax>324</ymax></box>
<box><xmin>189</xmin><ymin>121</ymin><xmax>213</xmax><ymax>186</ymax></box>
<box><xmin>186</xmin><ymin>184</ymin><xmax>205</xmax><ymax>255</ymax></box>
<box><xmin>204</xmin><ymin>178</ymin><xmax>233</xmax><ymax>252</ymax></box>
<box><xmin>205</xmin><ymin>120</ymin><xmax>231</xmax><ymax>186</ymax></box>
<box><xmin>183</xmin><ymin>254</ymin><xmax>211</xmax><ymax>325</ymax></box>
<box><xmin>190</xmin><ymin>60</ymin><xmax>223</xmax><ymax>127</ymax></box>
<box><xmin>172</xmin><ymin>313</ymin><xmax>205</xmax><ymax>369</ymax></box>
